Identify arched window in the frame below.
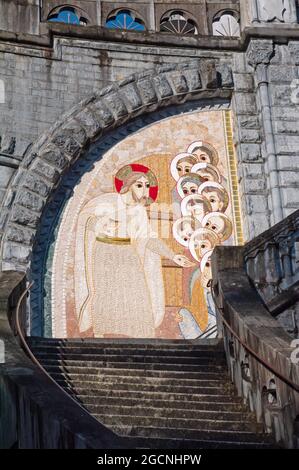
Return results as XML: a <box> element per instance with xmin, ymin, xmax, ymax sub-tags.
<box><xmin>48</xmin><ymin>6</ymin><xmax>88</xmax><ymax>26</ymax></box>
<box><xmin>105</xmin><ymin>10</ymin><xmax>146</xmax><ymax>31</ymax></box>
<box><xmin>160</xmin><ymin>11</ymin><xmax>198</xmax><ymax>35</ymax></box>
<box><xmin>212</xmin><ymin>10</ymin><xmax>240</xmax><ymax>37</ymax></box>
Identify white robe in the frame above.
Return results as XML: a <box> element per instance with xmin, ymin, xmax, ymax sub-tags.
<box><xmin>75</xmin><ymin>193</ymin><xmax>174</xmax><ymax>338</ymax></box>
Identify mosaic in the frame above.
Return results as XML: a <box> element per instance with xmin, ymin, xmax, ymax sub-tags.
<box><xmin>51</xmin><ymin>110</ymin><xmax>242</xmax><ymax>339</ymax></box>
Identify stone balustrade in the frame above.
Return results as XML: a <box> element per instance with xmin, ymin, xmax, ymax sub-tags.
<box><xmin>245</xmin><ymin>209</ymin><xmax>299</xmax><ymax>317</ymax></box>
<box><xmin>212</xmin><ymin>213</ymin><xmax>299</xmax><ymax>448</ymax></box>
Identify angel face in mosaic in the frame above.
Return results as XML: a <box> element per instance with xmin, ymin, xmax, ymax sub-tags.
<box><xmin>189</xmin><ymin>228</ymin><xmax>220</xmax><ymax>262</ymax></box>
<box><xmin>176</xmin><ymin>156</ymin><xmax>198</xmax><ymax>178</ymax></box>
<box><xmin>181</xmin><ymin>194</ymin><xmax>212</xmax><ymax>223</ymax></box>
<box><xmin>191</xmin><ymin>163</ymin><xmax>221</xmax><ymax>183</ymax></box>
<box><xmin>202</xmin><ymin>212</ymin><xmax>233</xmax><ymax>242</ymax></box>
<box><xmin>187</xmin><ymin>141</ymin><xmax>219</xmax><ymax>166</ymax></box>
<box><xmin>172</xmin><ymin>216</ymin><xmax>197</xmax><ymax>247</ymax></box>
<box><xmin>77</xmin><ymin>163</ymin><xmax>194</xmax><ymax>339</ymax></box>
<box><xmin>170</xmin><ymin>153</ymin><xmax>198</xmax><ymax>181</ymax></box>
<box><xmin>199</xmin><ymin>182</ymin><xmax>229</xmax><ymax>213</ymax></box>
<box><xmin>177</xmin><ymin>174</ymin><xmax>204</xmax><ymax>198</ymax></box>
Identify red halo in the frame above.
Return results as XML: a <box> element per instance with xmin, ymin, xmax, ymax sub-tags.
<box><xmin>114</xmin><ymin>164</ymin><xmax>158</xmax><ymax>202</ymax></box>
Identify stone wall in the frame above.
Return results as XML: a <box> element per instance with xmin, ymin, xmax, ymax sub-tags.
<box><xmin>1</xmin><ymin>21</ymin><xmax>299</xmax><ymax>247</ymax></box>
<box><xmin>0</xmin><ymin>0</ymin><xmax>241</xmax><ymax>34</ymax></box>
<box><xmin>0</xmin><ymin>2</ymin><xmax>299</xmax><ymax>336</ymax></box>
<box><xmin>231</xmin><ymin>38</ymin><xmax>299</xmax><ymax>239</ymax></box>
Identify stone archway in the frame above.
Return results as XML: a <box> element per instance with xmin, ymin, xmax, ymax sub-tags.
<box><xmin>0</xmin><ymin>62</ymin><xmax>234</xmax><ymax>335</ymax></box>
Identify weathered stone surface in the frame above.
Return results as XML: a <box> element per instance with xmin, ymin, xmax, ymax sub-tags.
<box><xmin>30</xmin><ymin>159</ymin><xmax>60</xmax><ymax>183</ymax></box>
<box><xmin>103</xmin><ymin>93</ymin><xmax>128</xmax><ymax>119</ymax></box>
<box><xmin>217</xmin><ymin>64</ymin><xmax>234</xmax><ymax>88</ymax></box>
<box><xmin>288</xmin><ymin>41</ymin><xmax>299</xmax><ymax>64</ymax></box>
<box><xmin>242</xmin><ymin>163</ymin><xmax>265</xmax><ymax>179</ymax></box>
<box><xmin>200</xmin><ymin>61</ymin><xmax>218</xmax><ymax>89</ymax></box>
<box><xmin>183</xmin><ymin>69</ymin><xmax>202</xmax><ymax>91</ymax></box>
<box><xmin>233</xmin><ymin>73</ymin><xmax>254</xmax><ymax>92</ymax></box>
<box><xmin>167</xmin><ymin>71</ymin><xmax>188</xmax><ymax>94</ymax></box>
<box><xmin>152</xmin><ymin>75</ymin><xmax>173</xmax><ymax>99</ymax></box>
<box><xmin>279</xmin><ymin>171</ymin><xmax>299</xmax><ymax>186</ymax></box>
<box><xmin>282</xmin><ymin>188</ymin><xmax>299</xmax><ymax>207</ymax></box>
<box><xmin>275</xmin><ymin>135</ymin><xmax>299</xmax><ymax>154</ymax></box>
<box><xmin>269</xmin><ymin>84</ymin><xmax>295</xmax><ymax>107</ymax></box>
<box><xmin>0</xmin><ymin>167</ymin><xmax>14</xmax><ymax>189</ymax></box>
<box><xmin>239</xmin><ymin>128</ymin><xmax>260</xmax><ymax>143</ymax></box>
<box><xmin>246</xmin><ymin>39</ymin><xmax>274</xmax><ymax>67</ymax></box>
<box><xmin>274</xmin><ymin>120</ymin><xmax>299</xmax><ymax>135</ymax></box>
<box><xmin>6</xmin><ymin>225</ymin><xmax>34</xmax><ymax>245</ymax></box>
<box><xmin>268</xmin><ymin>65</ymin><xmax>297</xmax><ymax>82</ymax></box>
<box><xmin>136</xmin><ymin>78</ymin><xmax>157</xmax><ymax>105</ymax></box>
<box><xmin>16</xmin><ymin>191</ymin><xmax>44</xmax><ymax>212</ymax></box>
<box><xmin>239</xmin><ymin>143</ymin><xmax>262</xmax><ymax>162</ymax></box>
<box><xmin>74</xmin><ymin>108</ymin><xmax>102</xmax><ymax>139</ymax></box>
<box><xmin>247</xmin><ymin>195</ymin><xmax>269</xmax><ymax>214</ymax></box>
<box><xmin>244</xmin><ymin>178</ymin><xmax>266</xmax><ymax>193</ymax></box>
<box><xmin>277</xmin><ymin>155</ymin><xmax>299</xmax><ymax>170</ymax></box>
<box><xmin>39</xmin><ymin>146</ymin><xmax>69</xmax><ymax>171</ymax></box>
<box><xmin>23</xmin><ymin>173</ymin><xmax>52</xmax><ymax>198</ymax></box>
<box><xmin>2</xmin><ymin>242</ymin><xmax>31</xmax><ymax>264</ymax></box>
<box><xmin>90</xmin><ymin>101</ymin><xmax>115</xmax><ymax>127</ymax></box>
<box><xmin>233</xmin><ymin>93</ymin><xmax>257</xmax><ymax>115</ymax></box>
<box><xmin>239</xmin><ymin>117</ymin><xmax>260</xmax><ymax>130</ymax></box>
<box><xmin>120</xmin><ymin>83</ymin><xmax>143</xmax><ymax>111</ymax></box>
<box><xmin>10</xmin><ymin>207</ymin><xmax>40</xmax><ymax>229</ymax></box>
<box><xmin>51</xmin><ymin>125</ymin><xmax>86</xmax><ymax>156</ymax></box>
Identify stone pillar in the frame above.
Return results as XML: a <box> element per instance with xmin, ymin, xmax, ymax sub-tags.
<box><xmin>246</xmin><ymin>39</ymin><xmax>284</xmax><ymax>226</ymax></box>
<box><xmin>231</xmin><ymin>51</ymin><xmax>269</xmax><ymax>240</ymax></box>
<box><xmin>0</xmin><ymin>0</ymin><xmax>41</xmax><ymax>35</ymax></box>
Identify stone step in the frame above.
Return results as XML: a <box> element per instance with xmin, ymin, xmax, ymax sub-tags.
<box><xmin>28</xmin><ymin>337</ymin><xmax>221</xmax><ymax>349</ymax></box>
<box><xmin>48</xmin><ymin>366</ymin><xmax>227</xmax><ymax>380</ymax></box>
<box><xmin>42</xmin><ymin>362</ymin><xmax>226</xmax><ymax>375</ymax></box>
<box><xmin>123</xmin><ymin>436</ymin><xmax>275</xmax><ymax>449</ymax></box>
<box><xmin>64</xmin><ymin>386</ymin><xmax>245</xmax><ymax>404</ymax></box>
<box><xmin>53</xmin><ymin>376</ymin><xmax>233</xmax><ymax>396</ymax></box>
<box><xmin>32</xmin><ymin>350</ymin><xmax>226</xmax><ymax>362</ymax></box>
<box><xmin>54</xmin><ymin>374</ymin><xmax>230</xmax><ymax>388</ymax></box>
<box><xmin>31</xmin><ymin>345</ymin><xmax>225</xmax><ymax>358</ymax></box>
<box><xmin>52</xmin><ymin>377</ymin><xmax>234</xmax><ymax>396</ymax></box>
<box><xmin>83</xmin><ymin>403</ymin><xmax>254</xmax><ymax>422</ymax></box>
<box><xmin>74</xmin><ymin>394</ymin><xmax>247</xmax><ymax>412</ymax></box>
<box><xmin>109</xmin><ymin>424</ymin><xmax>270</xmax><ymax>443</ymax></box>
<box><xmin>35</xmin><ymin>356</ymin><xmax>226</xmax><ymax>368</ymax></box>
<box><xmin>96</xmin><ymin>414</ymin><xmax>261</xmax><ymax>433</ymax></box>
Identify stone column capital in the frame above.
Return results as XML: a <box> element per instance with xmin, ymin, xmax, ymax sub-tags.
<box><xmin>246</xmin><ymin>39</ymin><xmax>274</xmax><ymax>68</ymax></box>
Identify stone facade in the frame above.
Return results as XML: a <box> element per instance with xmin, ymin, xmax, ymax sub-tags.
<box><xmin>0</xmin><ymin>0</ymin><xmax>299</xmax><ymax>335</ymax></box>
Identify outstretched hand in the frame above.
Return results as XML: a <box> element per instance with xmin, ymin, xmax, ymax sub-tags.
<box><xmin>173</xmin><ymin>254</ymin><xmax>196</xmax><ymax>268</ymax></box>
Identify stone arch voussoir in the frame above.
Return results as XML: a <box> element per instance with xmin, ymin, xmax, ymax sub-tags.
<box><xmin>1</xmin><ymin>61</ymin><xmax>233</xmax><ymax>271</ymax></box>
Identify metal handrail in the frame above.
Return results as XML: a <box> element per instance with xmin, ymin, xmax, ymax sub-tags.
<box><xmin>211</xmin><ymin>284</ymin><xmax>299</xmax><ymax>393</ymax></box>
<box><xmin>14</xmin><ymin>282</ymin><xmax>117</xmax><ymax>429</ymax></box>
<box><xmin>197</xmin><ymin>323</ymin><xmax>218</xmax><ymax>339</ymax></box>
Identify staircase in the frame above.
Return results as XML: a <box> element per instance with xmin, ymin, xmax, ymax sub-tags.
<box><xmin>27</xmin><ymin>338</ymin><xmax>277</xmax><ymax>449</ymax></box>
